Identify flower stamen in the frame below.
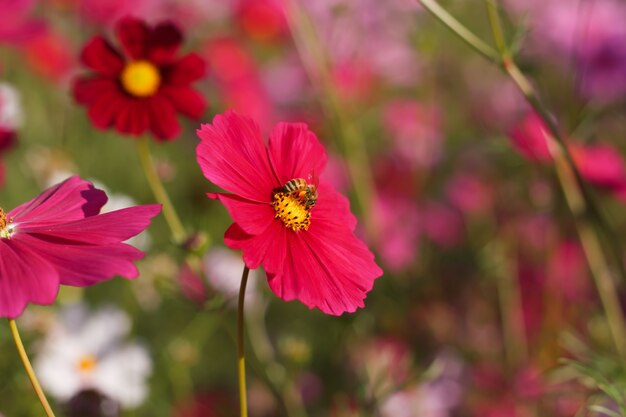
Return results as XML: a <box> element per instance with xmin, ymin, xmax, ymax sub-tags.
<box><xmin>272</xmin><ymin>181</ymin><xmax>315</xmax><ymax>231</ymax></box>
<box><xmin>0</xmin><ymin>208</ymin><xmax>13</xmax><ymax>239</ymax></box>
<box><xmin>76</xmin><ymin>354</ymin><xmax>98</xmax><ymax>373</ymax></box>
<box><xmin>121</xmin><ymin>60</ymin><xmax>161</xmax><ymax>97</ymax></box>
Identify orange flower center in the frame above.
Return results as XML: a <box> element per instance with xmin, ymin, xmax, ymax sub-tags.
<box><xmin>120</xmin><ymin>60</ymin><xmax>161</xmax><ymax>97</ymax></box>
<box><xmin>272</xmin><ymin>179</ymin><xmax>317</xmax><ymax>231</ymax></box>
<box><xmin>76</xmin><ymin>354</ymin><xmax>98</xmax><ymax>373</ymax></box>
<box><xmin>0</xmin><ymin>208</ymin><xmax>13</xmax><ymax>239</ymax></box>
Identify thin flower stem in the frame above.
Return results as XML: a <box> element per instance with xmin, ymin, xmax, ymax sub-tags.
<box><xmin>418</xmin><ymin>0</ymin><xmax>626</xmax><ymax>358</ymax></box>
<box><xmin>418</xmin><ymin>0</ymin><xmax>499</xmax><ymax>62</ymax></box>
<box><xmin>484</xmin><ymin>0</ymin><xmax>626</xmax><ymax>358</ymax></box>
<box><xmin>136</xmin><ymin>137</ymin><xmax>187</xmax><ymax>244</ymax></box>
<box><xmin>238</xmin><ymin>265</ymin><xmax>251</xmax><ymax>417</ymax></box>
<box><xmin>8</xmin><ymin>319</ymin><xmax>56</xmax><ymax>417</ymax></box>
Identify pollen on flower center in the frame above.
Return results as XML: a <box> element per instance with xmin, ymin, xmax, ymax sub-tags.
<box><xmin>272</xmin><ymin>191</ymin><xmax>312</xmax><ymax>231</ymax></box>
<box><xmin>77</xmin><ymin>354</ymin><xmax>98</xmax><ymax>373</ymax></box>
<box><xmin>120</xmin><ymin>60</ymin><xmax>161</xmax><ymax>97</ymax></box>
<box><xmin>0</xmin><ymin>208</ymin><xmax>13</xmax><ymax>239</ymax></box>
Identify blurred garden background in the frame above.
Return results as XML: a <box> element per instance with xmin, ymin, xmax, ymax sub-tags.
<box><xmin>2</xmin><ymin>0</ymin><xmax>626</xmax><ymax>416</ymax></box>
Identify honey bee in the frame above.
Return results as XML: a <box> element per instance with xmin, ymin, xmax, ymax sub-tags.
<box><xmin>282</xmin><ymin>178</ymin><xmax>318</xmax><ymax>209</ymax></box>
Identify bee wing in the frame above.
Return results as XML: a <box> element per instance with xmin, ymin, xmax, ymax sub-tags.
<box><xmin>307</xmin><ymin>168</ymin><xmax>320</xmax><ymax>188</ymax></box>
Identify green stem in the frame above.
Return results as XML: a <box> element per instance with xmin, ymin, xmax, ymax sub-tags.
<box><xmin>419</xmin><ymin>0</ymin><xmax>499</xmax><ymax>62</ymax></box>
<box><xmin>238</xmin><ymin>266</ymin><xmax>250</xmax><ymax>417</ymax></box>
<box><xmin>9</xmin><ymin>319</ymin><xmax>56</xmax><ymax>417</ymax></box>
<box><xmin>136</xmin><ymin>137</ymin><xmax>187</xmax><ymax>245</ymax></box>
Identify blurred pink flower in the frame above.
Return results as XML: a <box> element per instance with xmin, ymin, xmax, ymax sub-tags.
<box><xmin>173</xmin><ymin>389</ymin><xmax>237</xmax><ymax>417</ymax></box>
<box><xmin>373</xmin><ymin>193</ymin><xmax>420</xmax><ymax>272</ymax></box>
<box><xmin>570</xmin><ymin>143</ymin><xmax>626</xmax><ymax>191</ymax></box>
<box><xmin>0</xmin><ymin>83</ymin><xmax>22</xmax><ymax>151</ymax></box>
<box><xmin>383</xmin><ymin>100</ymin><xmax>443</xmax><ymax>170</ymax></box>
<box><xmin>23</xmin><ymin>28</ymin><xmax>76</xmax><ymax>83</ymax></box>
<box><xmin>235</xmin><ymin>0</ymin><xmax>288</xmax><ymax>43</ymax></box>
<box><xmin>301</xmin><ymin>0</ymin><xmax>421</xmax><ymax>87</ymax></box>
<box><xmin>196</xmin><ymin>111</ymin><xmax>382</xmax><ymax>315</ymax></box>
<box><xmin>0</xmin><ymin>0</ymin><xmax>46</xmax><ymax>44</ymax></box>
<box><xmin>546</xmin><ymin>241</ymin><xmax>591</xmax><ymax>304</ymax></box>
<box><xmin>508</xmin><ymin>112</ymin><xmax>553</xmax><ymax>163</ymax></box>
<box><xmin>205</xmin><ymin>37</ymin><xmax>275</xmax><ymax>130</ymax></box>
<box><xmin>447</xmin><ymin>174</ymin><xmax>494</xmax><ymax>217</ymax></box>
<box><xmin>0</xmin><ymin>176</ymin><xmax>161</xmax><ymax>318</ymax></box>
<box><xmin>421</xmin><ymin>201</ymin><xmax>464</xmax><ymax>248</ymax></box>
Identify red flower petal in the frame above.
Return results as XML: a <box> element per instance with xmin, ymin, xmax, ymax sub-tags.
<box><xmin>87</xmin><ymin>89</ymin><xmax>132</xmax><ymax>130</ymax></box>
<box><xmin>160</xmin><ymin>85</ymin><xmax>207</xmax><ymax>119</ymax></box>
<box><xmin>10</xmin><ymin>176</ymin><xmax>107</xmax><ymax>226</ymax></box>
<box><xmin>196</xmin><ymin>111</ymin><xmax>280</xmax><ymax>202</ymax></box>
<box><xmin>147</xmin><ymin>21</ymin><xmax>183</xmax><ymax>64</ymax></box>
<box><xmin>73</xmin><ymin>77</ymin><xmax>118</xmax><ymax>105</ymax></box>
<box><xmin>267</xmin><ymin>122</ymin><xmax>327</xmax><ymax>184</ymax></box>
<box><xmin>310</xmin><ymin>183</ymin><xmax>358</xmax><ymax>231</ymax></box>
<box><xmin>115</xmin><ymin>16</ymin><xmax>149</xmax><ymax>60</ymax></box>
<box><xmin>79</xmin><ymin>36</ymin><xmax>124</xmax><ymax>76</ymax></box>
<box><xmin>165</xmin><ymin>53</ymin><xmax>207</xmax><ymax>85</ymax></box>
<box><xmin>0</xmin><ymin>239</ymin><xmax>59</xmax><ymax>319</ymax></box>
<box><xmin>147</xmin><ymin>95</ymin><xmax>181</xmax><ymax>140</ymax></box>
<box><xmin>115</xmin><ymin>98</ymin><xmax>150</xmax><ymax>137</ymax></box>
<box><xmin>209</xmin><ymin>192</ymin><xmax>275</xmax><ymax>235</ymax></box>
<box><xmin>17</xmin><ymin>234</ymin><xmax>144</xmax><ymax>286</ymax></box>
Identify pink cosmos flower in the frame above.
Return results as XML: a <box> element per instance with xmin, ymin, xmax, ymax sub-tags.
<box><xmin>196</xmin><ymin>111</ymin><xmax>382</xmax><ymax>315</ymax></box>
<box><xmin>0</xmin><ymin>176</ymin><xmax>161</xmax><ymax>318</ymax></box>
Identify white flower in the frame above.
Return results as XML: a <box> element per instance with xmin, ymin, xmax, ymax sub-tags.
<box><xmin>0</xmin><ymin>83</ymin><xmax>23</xmax><ymax>130</ymax></box>
<box><xmin>34</xmin><ymin>305</ymin><xmax>152</xmax><ymax>409</ymax></box>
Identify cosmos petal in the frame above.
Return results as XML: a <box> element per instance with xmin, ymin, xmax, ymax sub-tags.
<box><xmin>116</xmin><ymin>16</ymin><xmax>149</xmax><ymax>59</ymax></box>
<box><xmin>79</xmin><ymin>36</ymin><xmax>124</xmax><ymax>76</ymax></box>
<box><xmin>9</xmin><ymin>176</ymin><xmax>107</xmax><ymax>226</ymax></box>
<box><xmin>165</xmin><ymin>53</ymin><xmax>207</xmax><ymax>85</ymax></box>
<box><xmin>0</xmin><ymin>238</ymin><xmax>59</xmax><ymax>319</ymax></box>
<box><xmin>267</xmin><ymin>221</ymin><xmax>382</xmax><ymax>316</ymax></box>
<box><xmin>160</xmin><ymin>86</ymin><xmax>207</xmax><ymax>119</ymax></box>
<box><xmin>115</xmin><ymin>98</ymin><xmax>150</xmax><ymax>136</ymax></box>
<box><xmin>16</xmin><ymin>234</ymin><xmax>144</xmax><ymax>287</ymax></box>
<box><xmin>147</xmin><ymin>95</ymin><xmax>181</xmax><ymax>140</ymax></box>
<box><xmin>196</xmin><ymin>111</ymin><xmax>279</xmax><ymax>202</ymax></box>
<box><xmin>73</xmin><ymin>77</ymin><xmax>119</xmax><ymax>105</ymax></box>
<box><xmin>224</xmin><ymin>221</ymin><xmax>287</xmax><ymax>271</ymax></box>
<box><xmin>209</xmin><ymin>193</ymin><xmax>275</xmax><ymax>235</ymax></box>
<box><xmin>267</xmin><ymin>122</ymin><xmax>327</xmax><ymax>185</ymax></box>
<box><xmin>147</xmin><ymin>21</ymin><xmax>183</xmax><ymax>64</ymax></box>
<box><xmin>17</xmin><ymin>205</ymin><xmax>162</xmax><ymax>243</ymax></box>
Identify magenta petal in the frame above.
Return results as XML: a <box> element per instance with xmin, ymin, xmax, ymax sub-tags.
<box><xmin>267</xmin><ymin>223</ymin><xmax>382</xmax><ymax>316</ymax></box>
<box><xmin>17</xmin><ymin>205</ymin><xmax>162</xmax><ymax>243</ymax></box>
<box><xmin>311</xmin><ymin>183</ymin><xmax>358</xmax><ymax>231</ymax></box>
<box><xmin>224</xmin><ymin>221</ymin><xmax>286</xmax><ymax>270</ymax></box>
<box><xmin>9</xmin><ymin>176</ymin><xmax>107</xmax><ymax>226</ymax></box>
<box><xmin>267</xmin><ymin>122</ymin><xmax>327</xmax><ymax>184</ymax></box>
<box><xmin>0</xmin><ymin>239</ymin><xmax>59</xmax><ymax>319</ymax></box>
<box><xmin>196</xmin><ymin>111</ymin><xmax>279</xmax><ymax>202</ymax></box>
<box><xmin>17</xmin><ymin>234</ymin><xmax>144</xmax><ymax>287</ymax></box>
<box><xmin>210</xmin><ymin>193</ymin><xmax>275</xmax><ymax>235</ymax></box>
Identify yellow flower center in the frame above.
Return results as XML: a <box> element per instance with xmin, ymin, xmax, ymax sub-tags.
<box><xmin>120</xmin><ymin>60</ymin><xmax>161</xmax><ymax>97</ymax></box>
<box><xmin>0</xmin><ymin>208</ymin><xmax>13</xmax><ymax>239</ymax></box>
<box><xmin>77</xmin><ymin>354</ymin><xmax>98</xmax><ymax>373</ymax></box>
<box><xmin>272</xmin><ymin>179</ymin><xmax>317</xmax><ymax>231</ymax></box>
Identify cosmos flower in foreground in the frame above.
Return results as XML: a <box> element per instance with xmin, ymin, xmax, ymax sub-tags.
<box><xmin>0</xmin><ymin>176</ymin><xmax>161</xmax><ymax>318</ymax></box>
<box><xmin>73</xmin><ymin>16</ymin><xmax>207</xmax><ymax>140</ymax></box>
<box><xmin>196</xmin><ymin>111</ymin><xmax>382</xmax><ymax>315</ymax></box>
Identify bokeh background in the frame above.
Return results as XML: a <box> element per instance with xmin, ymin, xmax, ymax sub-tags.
<box><xmin>1</xmin><ymin>0</ymin><xmax>626</xmax><ymax>416</ymax></box>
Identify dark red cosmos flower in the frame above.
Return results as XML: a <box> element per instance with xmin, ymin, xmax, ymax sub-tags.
<box><xmin>73</xmin><ymin>16</ymin><xmax>207</xmax><ymax>140</ymax></box>
<box><xmin>196</xmin><ymin>111</ymin><xmax>382</xmax><ymax>315</ymax></box>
